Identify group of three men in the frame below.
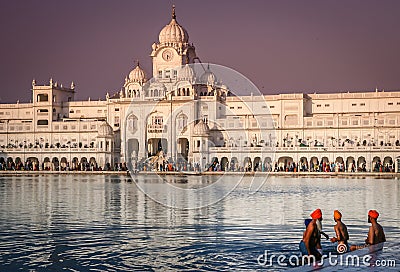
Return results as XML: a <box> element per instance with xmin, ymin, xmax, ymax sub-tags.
<box><xmin>300</xmin><ymin>208</ymin><xmax>386</xmax><ymax>259</ymax></box>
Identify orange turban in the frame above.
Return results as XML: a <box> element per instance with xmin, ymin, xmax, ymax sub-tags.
<box><xmin>334</xmin><ymin>210</ymin><xmax>342</xmax><ymax>220</ymax></box>
<box><xmin>310</xmin><ymin>209</ymin><xmax>322</xmax><ymax>219</ymax></box>
<box><xmin>368</xmin><ymin>210</ymin><xmax>379</xmax><ymax>219</ymax></box>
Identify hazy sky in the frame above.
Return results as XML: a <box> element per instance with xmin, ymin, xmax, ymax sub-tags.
<box><xmin>0</xmin><ymin>0</ymin><xmax>399</xmax><ymax>103</ymax></box>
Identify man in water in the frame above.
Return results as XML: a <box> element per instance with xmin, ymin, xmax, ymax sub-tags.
<box><xmin>299</xmin><ymin>209</ymin><xmax>323</xmax><ymax>260</ymax></box>
<box><xmin>330</xmin><ymin>210</ymin><xmax>349</xmax><ymax>251</ymax></box>
<box><xmin>350</xmin><ymin>210</ymin><xmax>386</xmax><ymax>251</ymax></box>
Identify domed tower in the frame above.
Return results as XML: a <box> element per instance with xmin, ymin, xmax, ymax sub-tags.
<box><xmin>150</xmin><ymin>5</ymin><xmax>197</xmax><ymax>79</ymax></box>
<box><xmin>191</xmin><ymin>120</ymin><xmax>210</xmax><ymax>170</ymax></box>
<box><xmin>124</xmin><ymin>61</ymin><xmax>147</xmax><ymax>98</ymax></box>
<box><xmin>96</xmin><ymin>121</ymin><xmax>115</xmax><ymax>169</ymax></box>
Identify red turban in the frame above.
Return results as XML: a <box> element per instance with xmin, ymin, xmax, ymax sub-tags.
<box><xmin>310</xmin><ymin>208</ymin><xmax>322</xmax><ymax>219</ymax></box>
<box><xmin>368</xmin><ymin>210</ymin><xmax>379</xmax><ymax>219</ymax></box>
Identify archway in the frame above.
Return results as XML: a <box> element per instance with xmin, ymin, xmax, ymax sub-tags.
<box><xmin>52</xmin><ymin>157</ymin><xmax>59</xmax><ymax>171</ymax></box>
<box><xmin>147</xmin><ymin>138</ymin><xmax>167</xmax><ymax>157</ymax></box>
<box><xmin>243</xmin><ymin>157</ymin><xmax>252</xmax><ymax>172</ymax></box>
<box><xmin>230</xmin><ymin>157</ymin><xmax>238</xmax><ymax>171</ymax></box>
<box><xmin>299</xmin><ymin>157</ymin><xmax>308</xmax><ymax>171</ymax></box>
<box><xmin>81</xmin><ymin>157</ymin><xmax>88</xmax><ymax>171</ymax></box>
<box><xmin>0</xmin><ymin>157</ymin><xmax>4</xmax><ymax>170</ymax></box>
<box><xmin>346</xmin><ymin>156</ymin><xmax>356</xmax><ymax>172</ymax></box>
<box><xmin>220</xmin><ymin>157</ymin><xmax>229</xmax><ymax>171</ymax></box>
<box><xmin>310</xmin><ymin>156</ymin><xmax>319</xmax><ymax>171</ymax></box>
<box><xmin>383</xmin><ymin>156</ymin><xmax>393</xmax><ymax>172</ymax></box>
<box><xmin>60</xmin><ymin>157</ymin><xmax>68</xmax><ymax>170</ymax></box>
<box><xmin>72</xmin><ymin>157</ymin><xmax>79</xmax><ymax>170</ymax></box>
<box><xmin>335</xmin><ymin>156</ymin><xmax>344</xmax><ymax>172</ymax></box>
<box><xmin>357</xmin><ymin>156</ymin><xmax>366</xmax><ymax>172</ymax></box>
<box><xmin>127</xmin><ymin>138</ymin><xmax>139</xmax><ymax>161</ymax></box>
<box><xmin>321</xmin><ymin>157</ymin><xmax>329</xmax><ymax>163</ymax></box>
<box><xmin>278</xmin><ymin>156</ymin><xmax>293</xmax><ymax>171</ymax></box>
<box><xmin>263</xmin><ymin>157</ymin><xmax>272</xmax><ymax>172</ymax></box>
<box><xmin>253</xmin><ymin>157</ymin><xmax>261</xmax><ymax>171</ymax></box>
<box><xmin>372</xmin><ymin>156</ymin><xmax>381</xmax><ymax>172</ymax></box>
<box><xmin>6</xmin><ymin>157</ymin><xmax>13</xmax><ymax>170</ymax></box>
<box><xmin>43</xmin><ymin>157</ymin><xmax>51</xmax><ymax>170</ymax></box>
<box><xmin>177</xmin><ymin>138</ymin><xmax>189</xmax><ymax>161</ymax></box>
<box><xmin>27</xmin><ymin>157</ymin><xmax>39</xmax><ymax>170</ymax></box>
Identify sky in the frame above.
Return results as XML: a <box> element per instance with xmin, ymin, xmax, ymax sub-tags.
<box><xmin>0</xmin><ymin>0</ymin><xmax>399</xmax><ymax>103</ymax></box>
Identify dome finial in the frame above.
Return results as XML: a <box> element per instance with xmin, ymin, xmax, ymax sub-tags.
<box><xmin>136</xmin><ymin>59</ymin><xmax>140</xmax><ymax>67</ymax></box>
<box><xmin>172</xmin><ymin>4</ymin><xmax>176</xmax><ymax>19</ymax></box>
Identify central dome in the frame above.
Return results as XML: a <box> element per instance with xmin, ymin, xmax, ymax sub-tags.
<box><xmin>159</xmin><ymin>5</ymin><xmax>189</xmax><ymax>44</ymax></box>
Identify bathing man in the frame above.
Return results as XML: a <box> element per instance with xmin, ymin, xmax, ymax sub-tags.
<box><xmin>330</xmin><ymin>210</ymin><xmax>349</xmax><ymax>251</ymax></box>
<box><xmin>350</xmin><ymin>209</ymin><xmax>386</xmax><ymax>251</ymax></box>
<box><xmin>300</xmin><ymin>208</ymin><xmax>323</xmax><ymax>260</ymax></box>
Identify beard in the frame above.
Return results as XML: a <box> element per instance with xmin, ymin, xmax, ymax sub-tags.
<box><xmin>316</xmin><ymin>219</ymin><xmax>323</xmax><ymax>232</ymax></box>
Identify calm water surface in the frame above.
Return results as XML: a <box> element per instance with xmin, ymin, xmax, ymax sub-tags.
<box><xmin>0</xmin><ymin>174</ymin><xmax>399</xmax><ymax>271</ymax></box>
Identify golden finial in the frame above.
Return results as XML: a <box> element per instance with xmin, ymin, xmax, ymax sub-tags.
<box><xmin>172</xmin><ymin>4</ymin><xmax>176</xmax><ymax>19</ymax></box>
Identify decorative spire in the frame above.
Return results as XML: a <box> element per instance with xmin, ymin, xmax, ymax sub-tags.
<box><xmin>136</xmin><ymin>59</ymin><xmax>140</xmax><ymax>67</ymax></box>
<box><xmin>172</xmin><ymin>4</ymin><xmax>176</xmax><ymax>19</ymax></box>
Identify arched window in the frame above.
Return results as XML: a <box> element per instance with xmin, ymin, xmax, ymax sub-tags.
<box><xmin>127</xmin><ymin>114</ymin><xmax>138</xmax><ymax>132</ymax></box>
<box><xmin>177</xmin><ymin>114</ymin><xmax>188</xmax><ymax>131</ymax></box>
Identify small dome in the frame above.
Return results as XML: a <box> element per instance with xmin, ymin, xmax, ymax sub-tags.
<box><xmin>159</xmin><ymin>5</ymin><xmax>189</xmax><ymax>44</ymax></box>
<box><xmin>128</xmin><ymin>62</ymin><xmax>146</xmax><ymax>83</ymax></box>
<box><xmin>200</xmin><ymin>65</ymin><xmax>216</xmax><ymax>85</ymax></box>
<box><xmin>98</xmin><ymin>121</ymin><xmax>113</xmax><ymax>136</ymax></box>
<box><xmin>193</xmin><ymin>120</ymin><xmax>210</xmax><ymax>136</ymax></box>
<box><xmin>177</xmin><ymin>64</ymin><xmax>195</xmax><ymax>81</ymax></box>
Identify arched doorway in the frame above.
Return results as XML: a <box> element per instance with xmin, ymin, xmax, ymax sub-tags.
<box><xmin>52</xmin><ymin>157</ymin><xmax>59</xmax><ymax>171</ymax></box>
<box><xmin>278</xmin><ymin>156</ymin><xmax>293</xmax><ymax>171</ymax></box>
<box><xmin>43</xmin><ymin>157</ymin><xmax>51</xmax><ymax>170</ymax></box>
<box><xmin>299</xmin><ymin>157</ymin><xmax>308</xmax><ymax>171</ymax></box>
<box><xmin>230</xmin><ymin>157</ymin><xmax>238</xmax><ymax>171</ymax></box>
<box><xmin>357</xmin><ymin>156</ymin><xmax>366</xmax><ymax>172</ymax></box>
<box><xmin>346</xmin><ymin>156</ymin><xmax>356</xmax><ymax>172</ymax></box>
<box><xmin>127</xmin><ymin>138</ymin><xmax>139</xmax><ymax>162</ymax></box>
<box><xmin>81</xmin><ymin>157</ymin><xmax>88</xmax><ymax>171</ymax></box>
<box><xmin>383</xmin><ymin>156</ymin><xmax>393</xmax><ymax>172</ymax></box>
<box><xmin>27</xmin><ymin>157</ymin><xmax>39</xmax><ymax>170</ymax></box>
<box><xmin>263</xmin><ymin>157</ymin><xmax>272</xmax><ymax>172</ymax></box>
<box><xmin>253</xmin><ymin>157</ymin><xmax>261</xmax><ymax>171</ymax></box>
<box><xmin>243</xmin><ymin>157</ymin><xmax>252</xmax><ymax>172</ymax></box>
<box><xmin>221</xmin><ymin>157</ymin><xmax>229</xmax><ymax>171</ymax></box>
<box><xmin>147</xmin><ymin>138</ymin><xmax>167</xmax><ymax>157</ymax></box>
<box><xmin>60</xmin><ymin>157</ymin><xmax>68</xmax><ymax>170</ymax></box>
<box><xmin>372</xmin><ymin>156</ymin><xmax>381</xmax><ymax>172</ymax></box>
<box><xmin>177</xmin><ymin>138</ymin><xmax>189</xmax><ymax>161</ymax></box>
<box><xmin>310</xmin><ymin>156</ymin><xmax>319</xmax><ymax>172</ymax></box>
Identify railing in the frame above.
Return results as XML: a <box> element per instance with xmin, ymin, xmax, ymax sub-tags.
<box><xmin>147</xmin><ymin>124</ymin><xmax>165</xmax><ymax>133</ymax></box>
<box><xmin>209</xmin><ymin>145</ymin><xmax>400</xmax><ymax>152</ymax></box>
<box><xmin>1</xmin><ymin>147</ymin><xmax>103</xmax><ymax>152</ymax></box>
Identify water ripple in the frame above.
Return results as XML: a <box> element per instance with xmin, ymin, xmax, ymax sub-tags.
<box><xmin>0</xmin><ymin>175</ymin><xmax>398</xmax><ymax>271</ymax></box>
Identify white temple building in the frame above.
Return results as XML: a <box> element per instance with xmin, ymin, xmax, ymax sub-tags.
<box><xmin>0</xmin><ymin>6</ymin><xmax>399</xmax><ymax>172</ymax></box>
